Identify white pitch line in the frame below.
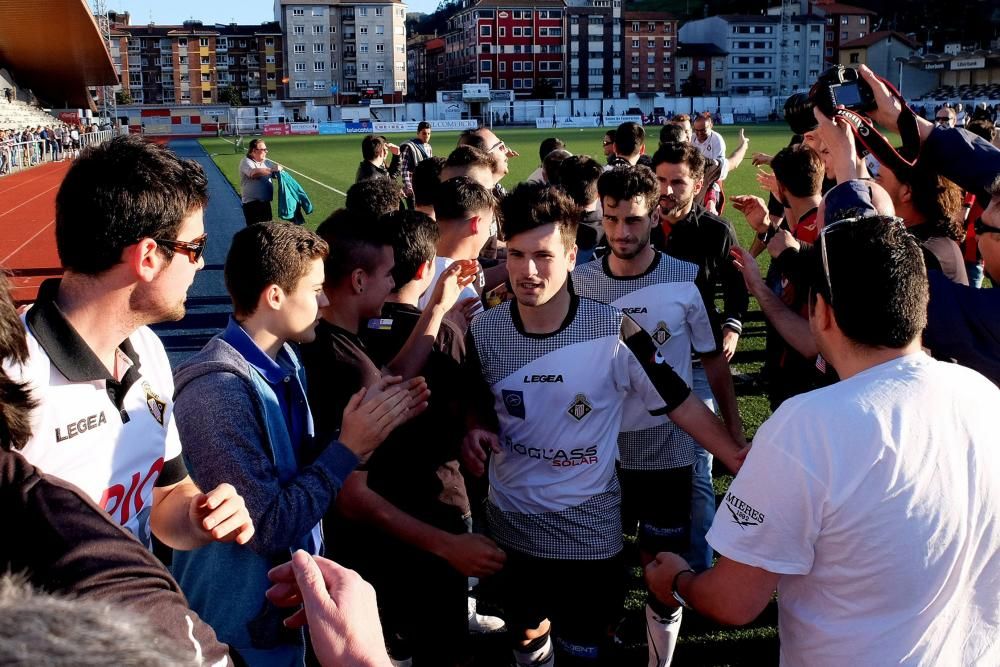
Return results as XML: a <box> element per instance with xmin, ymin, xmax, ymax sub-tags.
<box><xmin>281</xmin><ymin>166</ymin><xmax>348</xmax><ymax>197</ymax></box>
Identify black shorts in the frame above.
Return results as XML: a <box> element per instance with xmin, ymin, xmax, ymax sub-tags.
<box><xmin>488</xmin><ymin>548</ymin><xmax>624</xmax><ymax>647</ymax></box>
<box><xmin>618</xmin><ymin>464</ymin><xmax>693</xmax><ymax>555</ymax></box>
<box><xmin>242</xmin><ymin>200</ymin><xmax>273</xmax><ymax>225</ymax></box>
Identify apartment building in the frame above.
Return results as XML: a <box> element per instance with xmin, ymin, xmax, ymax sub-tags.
<box><xmin>622</xmin><ymin>11</ymin><xmax>678</xmax><ymax>95</ymax></box>
<box><xmin>565</xmin><ymin>0</ymin><xmax>622</xmax><ymax>99</ymax></box>
<box><xmin>680</xmin><ymin>13</ymin><xmax>827</xmax><ymax>96</ymax></box>
<box><xmin>107</xmin><ymin>12</ymin><xmax>282</xmax><ymax>105</ymax></box>
<box><xmin>275</xmin><ymin>0</ymin><xmax>408</xmax><ymax>104</ymax></box>
<box><xmin>444</xmin><ymin>0</ymin><xmax>566</xmax><ymax>97</ymax></box>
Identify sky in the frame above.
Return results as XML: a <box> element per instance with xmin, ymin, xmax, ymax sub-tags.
<box><xmin>112</xmin><ymin>0</ymin><xmax>440</xmax><ymax>25</ymax></box>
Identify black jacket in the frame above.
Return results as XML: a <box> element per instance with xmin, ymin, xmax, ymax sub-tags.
<box><xmin>355</xmin><ymin>153</ymin><xmax>401</xmax><ymax>182</ymax></box>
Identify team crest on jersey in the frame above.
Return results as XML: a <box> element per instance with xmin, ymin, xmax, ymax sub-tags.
<box><xmin>143</xmin><ymin>382</ymin><xmax>166</xmax><ymax>426</ymax></box>
<box><xmin>567</xmin><ymin>394</ymin><xmax>592</xmax><ymax>421</ymax></box>
<box><xmin>651</xmin><ymin>321</ymin><xmax>672</xmax><ymax>346</ymax></box>
<box><xmin>502</xmin><ymin>389</ymin><xmax>525</xmax><ymax>419</ymax></box>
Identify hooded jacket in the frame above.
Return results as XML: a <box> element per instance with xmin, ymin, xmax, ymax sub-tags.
<box><xmin>277</xmin><ymin>171</ymin><xmax>313</xmax><ymax>225</ymax></box>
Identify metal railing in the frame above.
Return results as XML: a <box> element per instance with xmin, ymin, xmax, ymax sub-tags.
<box><xmin>0</xmin><ymin>128</ymin><xmax>123</xmax><ymax>176</ymax></box>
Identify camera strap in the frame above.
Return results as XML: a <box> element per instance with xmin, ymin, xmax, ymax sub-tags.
<box><xmin>834</xmin><ymin>75</ymin><xmax>921</xmax><ymax>178</ymax></box>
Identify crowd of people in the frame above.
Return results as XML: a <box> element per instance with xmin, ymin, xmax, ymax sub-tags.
<box><xmin>0</xmin><ymin>123</ymin><xmax>81</xmax><ymax>174</ymax></box>
<box><xmin>0</xmin><ymin>61</ymin><xmax>998</xmax><ymax>667</ymax></box>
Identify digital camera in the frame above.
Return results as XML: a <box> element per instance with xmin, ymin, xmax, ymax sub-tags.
<box><xmin>783</xmin><ymin>66</ymin><xmax>878</xmax><ymax>136</ymax></box>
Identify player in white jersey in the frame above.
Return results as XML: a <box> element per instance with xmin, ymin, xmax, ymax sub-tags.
<box><xmin>573</xmin><ymin>165</ymin><xmax>745</xmax><ymax>666</ymax></box>
<box><xmin>8</xmin><ymin>135</ymin><xmax>252</xmax><ymax>551</ymax></box>
<box><xmin>461</xmin><ymin>182</ymin><xmax>746</xmax><ymax>667</ymax></box>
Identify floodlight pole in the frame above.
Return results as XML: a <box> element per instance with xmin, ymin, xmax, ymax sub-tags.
<box><xmin>93</xmin><ymin>0</ymin><xmax>118</xmax><ymax>128</ymax></box>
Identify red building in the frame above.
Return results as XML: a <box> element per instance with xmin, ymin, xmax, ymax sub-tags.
<box><xmin>623</xmin><ymin>11</ymin><xmax>679</xmax><ymax>95</ymax></box>
<box><xmin>446</xmin><ymin>0</ymin><xmax>566</xmax><ymax>96</ymax></box>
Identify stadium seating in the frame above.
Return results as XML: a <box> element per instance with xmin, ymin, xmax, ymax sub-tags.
<box><xmin>915</xmin><ymin>84</ymin><xmax>1000</xmax><ymax>102</ymax></box>
<box><xmin>0</xmin><ymin>100</ymin><xmax>65</xmax><ymax>130</ymax></box>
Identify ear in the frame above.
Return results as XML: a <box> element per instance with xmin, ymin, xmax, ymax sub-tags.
<box><xmin>414</xmin><ymin>260</ymin><xmax>430</xmax><ymax>281</ymax></box>
<box><xmin>809</xmin><ymin>291</ymin><xmax>835</xmax><ymax>336</ymax></box>
<box><xmin>351</xmin><ymin>267</ymin><xmax>367</xmax><ymax>295</ymax></box>
<box><xmin>129</xmin><ymin>239</ymin><xmax>165</xmax><ymax>283</ymax></box>
<box><xmin>262</xmin><ymin>284</ymin><xmax>284</xmax><ymax>311</ymax></box>
<box><xmin>468</xmin><ymin>214</ymin><xmax>481</xmax><ymax>235</ymax></box>
<box><xmin>899</xmin><ymin>182</ymin><xmax>913</xmax><ymax>205</ymax></box>
<box><xmin>566</xmin><ymin>242</ymin><xmax>578</xmax><ymax>273</ymax></box>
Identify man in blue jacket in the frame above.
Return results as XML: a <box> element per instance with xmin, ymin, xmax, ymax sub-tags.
<box><xmin>171</xmin><ymin>222</ymin><xmax>428</xmax><ymax>665</ymax></box>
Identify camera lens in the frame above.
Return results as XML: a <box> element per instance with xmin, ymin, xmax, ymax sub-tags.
<box><xmin>784</xmin><ymin>93</ymin><xmax>818</xmax><ymax>136</ymax></box>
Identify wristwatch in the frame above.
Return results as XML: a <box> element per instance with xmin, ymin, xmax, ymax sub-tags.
<box><xmin>671</xmin><ymin>568</ymin><xmax>695</xmax><ymax>610</ymax></box>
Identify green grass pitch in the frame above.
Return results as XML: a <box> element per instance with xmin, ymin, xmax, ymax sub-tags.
<box><xmin>200</xmin><ymin>124</ymin><xmax>798</xmax><ymax>665</ymax></box>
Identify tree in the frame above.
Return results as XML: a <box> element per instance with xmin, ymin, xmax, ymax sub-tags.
<box><xmin>115</xmin><ymin>90</ymin><xmax>133</xmax><ymax>105</ymax></box>
<box><xmin>530</xmin><ymin>78</ymin><xmax>556</xmax><ymax>100</ymax></box>
<box><xmin>218</xmin><ymin>86</ymin><xmax>243</xmax><ymax>107</ymax></box>
<box><xmin>680</xmin><ymin>75</ymin><xmax>706</xmax><ymax>97</ymax></box>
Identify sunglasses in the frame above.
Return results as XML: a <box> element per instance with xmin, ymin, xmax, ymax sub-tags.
<box><xmin>155</xmin><ymin>233</ymin><xmax>208</xmax><ymax>264</ymax></box>
<box><xmin>819</xmin><ymin>216</ymin><xmax>904</xmax><ymax>306</ymax></box>
<box><xmin>934</xmin><ymin>117</ymin><xmax>951</xmax><ymax>123</ymax></box>
<box><xmin>975</xmin><ymin>218</ymin><xmax>1000</xmax><ymax>236</ymax></box>
<box><xmin>488</xmin><ymin>139</ymin><xmax>507</xmax><ymax>154</ymax></box>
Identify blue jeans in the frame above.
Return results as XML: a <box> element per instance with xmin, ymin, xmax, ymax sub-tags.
<box><xmin>686</xmin><ymin>362</ymin><xmax>716</xmax><ymax>572</ymax></box>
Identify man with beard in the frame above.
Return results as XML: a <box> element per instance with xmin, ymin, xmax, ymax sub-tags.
<box><xmin>650</xmin><ymin>142</ymin><xmax>748</xmax><ymax>576</ymax></box>
<box><xmin>572</xmin><ymin>166</ymin><xmax>745</xmax><ymax>666</ymax></box>
<box><xmin>7</xmin><ymin>135</ymin><xmax>254</xmax><ymax>552</ymax></box>
<box><xmin>461</xmin><ymin>182</ymin><xmax>745</xmax><ymax>667</ymax></box>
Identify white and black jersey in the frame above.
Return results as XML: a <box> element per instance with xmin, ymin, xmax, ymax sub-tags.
<box><xmin>467</xmin><ymin>295</ymin><xmax>690</xmax><ymax>559</ymax></box>
<box><xmin>573</xmin><ymin>251</ymin><xmax>716</xmax><ymax>471</ymax></box>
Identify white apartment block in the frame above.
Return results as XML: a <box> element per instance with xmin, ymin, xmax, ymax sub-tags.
<box><xmin>275</xmin><ymin>0</ymin><xmax>408</xmax><ymax>103</ymax></box>
<box><xmin>679</xmin><ymin>13</ymin><xmax>827</xmax><ymax>96</ymax></box>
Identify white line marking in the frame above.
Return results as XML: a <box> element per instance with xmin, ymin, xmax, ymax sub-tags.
<box><xmin>0</xmin><ymin>184</ymin><xmax>60</xmax><ymax>218</ymax></box>
<box><xmin>2</xmin><ymin>218</ymin><xmax>54</xmax><ymax>265</ymax></box>
<box><xmin>281</xmin><ymin>166</ymin><xmax>348</xmax><ymax>197</ymax></box>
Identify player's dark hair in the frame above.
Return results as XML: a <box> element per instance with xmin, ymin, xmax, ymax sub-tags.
<box><xmin>614</xmin><ymin>121</ymin><xmax>645</xmax><ymax>157</ymax></box>
<box><xmin>538</xmin><ymin>137</ymin><xmax>565</xmax><ymax>162</ymax></box>
<box><xmin>889</xmin><ymin>146</ymin><xmax>964</xmax><ymax>242</ymax></box>
<box><xmin>500</xmin><ymin>182</ymin><xmax>579</xmax><ymax>250</ymax></box>
<box><xmin>417</xmin><ymin>121</ymin><xmax>431</xmax><ymax>132</ymax></box>
<box><xmin>361</xmin><ymin>134</ymin><xmax>389</xmax><ymax>161</ymax></box>
<box><xmin>0</xmin><ymin>272</ymin><xmax>36</xmax><ymax>452</ymax></box>
<box><xmin>434</xmin><ymin>177</ymin><xmax>494</xmax><ymax>222</ymax></box>
<box><xmin>317</xmin><ymin>209</ymin><xmax>393</xmax><ymax>284</ymax></box>
<box><xmin>597</xmin><ymin>165</ymin><xmax>659</xmax><ymax>214</ymax></box>
<box><xmin>345</xmin><ymin>178</ymin><xmax>402</xmax><ymax>220</ymax></box>
<box><xmin>445</xmin><ymin>145</ymin><xmax>495</xmax><ymax>171</ymax></box>
<box><xmin>543</xmin><ymin>149</ymin><xmax>572</xmax><ymax>186</ymax></box>
<box><xmin>457</xmin><ymin>129</ymin><xmax>488</xmax><ymax>151</ymax></box>
<box><xmin>412</xmin><ymin>156</ymin><xmax>445</xmax><ymax>208</ymax></box>
<box><xmin>603</xmin><ymin>129</ymin><xmax>616</xmax><ymax>144</ymax></box>
<box><xmin>659</xmin><ymin>124</ymin><xmax>687</xmax><ymax>145</ymax></box>
<box><xmin>966</xmin><ymin>119</ymin><xmax>995</xmax><ymax>142</ymax></box>
<box><xmin>771</xmin><ymin>144</ymin><xmax>823</xmax><ymax>199</ymax></box>
<box><xmin>55</xmin><ymin>134</ymin><xmax>208</xmax><ymax>275</ymax></box>
<box><xmin>559</xmin><ymin>155</ymin><xmax>603</xmax><ymax>206</ymax></box>
<box><xmin>380</xmin><ymin>210</ymin><xmax>439</xmax><ymax>290</ymax></box>
<box><xmin>651</xmin><ymin>142</ymin><xmax>706</xmax><ymax>182</ymax></box>
<box><xmin>810</xmin><ymin>215</ymin><xmax>927</xmax><ymax>349</ymax></box>
<box><xmin>225</xmin><ymin>222</ymin><xmax>329</xmax><ymax>318</ymax></box>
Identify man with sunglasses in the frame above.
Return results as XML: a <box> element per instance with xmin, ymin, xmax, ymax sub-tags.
<box><xmin>240</xmin><ymin>138</ymin><xmax>283</xmax><ymax>225</ymax></box>
<box><xmin>8</xmin><ymin>135</ymin><xmax>254</xmax><ymax>554</ymax></box>
<box><xmin>647</xmin><ymin>214</ymin><xmax>1000</xmax><ymax>666</ymax></box>
<box><xmin>934</xmin><ymin>106</ymin><xmax>956</xmax><ymax>128</ymax></box>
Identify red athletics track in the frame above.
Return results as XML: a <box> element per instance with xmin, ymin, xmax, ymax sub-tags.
<box><xmin>0</xmin><ymin>161</ymin><xmax>70</xmax><ymax>304</ymax></box>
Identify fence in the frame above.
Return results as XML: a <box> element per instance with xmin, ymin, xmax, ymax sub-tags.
<box><xmin>1</xmin><ymin>128</ymin><xmax>123</xmax><ymax>176</ymax></box>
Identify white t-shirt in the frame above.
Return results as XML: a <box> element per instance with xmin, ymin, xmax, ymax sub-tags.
<box><xmin>525</xmin><ymin>166</ymin><xmax>546</xmax><ymax>184</ymax></box>
<box><xmin>418</xmin><ymin>255</ymin><xmax>483</xmax><ymax>315</ymax></box>
<box><xmin>11</xmin><ymin>298</ymin><xmax>185</xmax><ymax>549</ymax></box>
<box><xmin>708</xmin><ymin>353</ymin><xmax>1000</xmax><ymax>666</ymax></box>
<box><xmin>691</xmin><ymin>130</ymin><xmax>726</xmax><ymax>163</ymax></box>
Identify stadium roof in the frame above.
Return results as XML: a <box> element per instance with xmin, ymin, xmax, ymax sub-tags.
<box><xmin>0</xmin><ymin>0</ymin><xmax>116</xmax><ymax>108</ymax></box>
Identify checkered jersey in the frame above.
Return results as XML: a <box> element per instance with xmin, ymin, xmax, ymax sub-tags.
<box><xmin>468</xmin><ymin>296</ymin><xmax>690</xmax><ymax>559</ymax></box>
<box><xmin>573</xmin><ymin>252</ymin><xmax>716</xmax><ymax>470</ymax></box>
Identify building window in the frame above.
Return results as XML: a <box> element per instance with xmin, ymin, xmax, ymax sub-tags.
<box><xmin>360</xmin><ymin>26</ymin><xmax>368</xmax><ymax>35</ymax></box>
<box><xmin>524</xmin><ymin>61</ymin><xmax>532</xmax><ymax>71</ymax></box>
<box><xmin>481</xmin><ymin>25</ymin><xmax>491</xmax><ymax>37</ymax></box>
<box><xmin>375</xmin><ymin>7</ymin><xmax>383</xmax><ymax>16</ymax></box>
<box><xmin>499</xmin><ymin>61</ymin><xmax>506</xmax><ymax>72</ymax></box>
<box><xmin>513</xmin><ymin>61</ymin><xmax>522</xmax><ymax>71</ymax></box>
<box><xmin>201</xmin><ymin>56</ymin><xmax>211</xmax><ymax>64</ymax></box>
<box><xmin>360</xmin><ymin>43</ymin><xmax>368</xmax><ymax>53</ymax></box>
<box><xmin>376</xmin><ymin>44</ymin><xmax>384</xmax><ymax>52</ymax></box>
<box><xmin>294</xmin><ymin>44</ymin><xmax>305</xmax><ymax>53</ymax></box>
<box><xmin>499</xmin><ymin>27</ymin><xmax>506</xmax><ymax>37</ymax></box>
<box><xmin>632</xmin><ymin>39</ymin><xmax>639</xmax><ymax>48</ymax></box>
<box><xmin>360</xmin><ymin>62</ymin><xmax>369</xmax><ymax>71</ymax></box>
<box><xmin>292</xmin><ymin>8</ymin><xmax>304</xmax><ymax>16</ymax></box>
<box><xmin>524</xmin><ymin>27</ymin><xmax>532</xmax><ymax>36</ymax></box>
<box><xmin>632</xmin><ymin>22</ymin><xmax>639</xmax><ymax>31</ymax></box>
<box><xmin>513</xmin><ymin>27</ymin><xmax>522</xmax><ymax>36</ymax></box>
<box><xmin>178</xmin><ymin>38</ymin><xmax>188</xmax><ymax>46</ymax></box>
<box><xmin>849</xmin><ymin>52</ymin><xmax>859</xmax><ymax>63</ymax></box>
<box><xmin>841</xmin><ymin>31</ymin><xmax>848</xmax><ymax>40</ymax></box>
<box><xmin>647</xmin><ymin>39</ymin><xmax>655</xmax><ymax>48</ymax></box>
<box><xmin>266</xmin><ymin>55</ymin><xmax>276</xmax><ymax>63</ymax></box>
<box><xmin>199</xmin><ymin>38</ymin><xmax>209</xmax><ymax>47</ymax></box>
<box><xmin>312</xmin><ymin>7</ymin><xmax>323</xmax><ymax>16</ymax></box>
<box><xmin>314</xmin><ymin>81</ymin><xmax>326</xmax><ymax>90</ymax></box>
<box><xmin>313</xmin><ymin>25</ymin><xmax>324</xmax><ymax>34</ymax></box>
<box><xmin>295</xmin><ymin>81</ymin><xmax>307</xmax><ymax>89</ymax></box>
<box><xmin>359</xmin><ymin>7</ymin><xmax>367</xmax><ymax>16</ymax></box>
<box><xmin>314</xmin><ymin>61</ymin><xmax>325</xmax><ymax>71</ymax></box>
<box><xmin>312</xmin><ymin>44</ymin><xmax>324</xmax><ymax>53</ymax></box>
<box><xmin>293</xmin><ymin>25</ymin><xmax>304</xmax><ymax>35</ymax></box>
<box><xmin>375</xmin><ymin>25</ymin><xmax>384</xmax><ymax>34</ymax></box>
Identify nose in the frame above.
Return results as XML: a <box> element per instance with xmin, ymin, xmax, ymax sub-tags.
<box><xmin>318</xmin><ymin>290</ymin><xmax>330</xmax><ymax>308</ymax></box>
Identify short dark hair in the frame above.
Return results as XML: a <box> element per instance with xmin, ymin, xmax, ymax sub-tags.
<box><xmin>543</xmin><ymin>149</ymin><xmax>572</xmax><ymax>186</ymax></box>
<box><xmin>457</xmin><ymin>129</ymin><xmax>488</xmax><ymax>151</ymax></box>
<box><xmin>559</xmin><ymin>155</ymin><xmax>604</xmax><ymax>206</ymax></box>
<box><xmin>412</xmin><ymin>156</ymin><xmax>445</xmax><ymax>208</ymax></box>
<box><xmin>614</xmin><ymin>122</ymin><xmax>645</xmax><ymax>157</ymax></box>
<box><xmin>417</xmin><ymin>121</ymin><xmax>431</xmax><ymax>132</ymax></box>
<box><xmin>811</xmin><ymin>215</ymin><xmax>927</xmax><ymax>349</ymax></box>
<box><xmin>246</xmin><ymin>137</ymin><xmax>266</xmax><ymax>158</ymax></box>
<box><xmin>225</xmin><ymin>222</ymin><xmax>329</xmax><ymax>318</ymax></box>
<box><xmin>55</xmin><ymin>135</ymin><xmax>208</xmax><ymax>275</ymax></box>
<box><xmin>361</xmin><ymin>134</ymin><xmax>389</xmax><ymax>161</ymax></box>
<box><xmin>966</xmin><ymin>119</ymin><xmax>995</xmax><ymax>142</ymax></box>
<box><xmin>597</xmin><ymin>165</ymin><xmax>659</xmax><ymax>214</ymax></box>
<box><xmin>345</xmin><ymin>178</ymin><xmax>402</xmax><ymax>219</ymax></box>
<box><xmin>380</xmin><ymin>209</ymin><xmax>439</xmax><ymax>289</ymax></box>
<box><xmin>445</xmin><ymin>145</ymin><xmax>495</xmax><ymax>171</ymax></box>
<box><xmin>603</xmin><ymin>129</ymin><xmax>616</xmax><ymax>144</ymax></box>
<box><xmin>659</xmin><ymin>124</ymin><xmax>687</xmax><ymax>145</ymax></box>
<box><xmin>434</xmin><ymin>177</ymin><xmax>494</xmax><ymax>222</ymax></box>
<box><xmin>651</xmin><ymin>142</ymin><xmax>706</xmax><ymax>182</ymax></box>
<box><xmin>316</xmin><ymin>209</ymin><xmax>393</xmax><ymax>284</ymax></box>
<box><xmin>771</xmin><ymin>144</ymin><xmax>823</xmax><ymax>198</ymax></box>
<box><xmin>538</xmin><ymin>137</ymin><xmax>565</xmax><ymax>162</ymax></box>
<box><xmin>500</xmin><ymin>182</ymin><xmax>579</xmax><ymax>250</ymax></box>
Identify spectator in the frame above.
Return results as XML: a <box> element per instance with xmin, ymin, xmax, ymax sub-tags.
<box><xmin>240</xmin><ymin>138</ymin><xmax>283</xmax><ymax>225</ymax></box>
<box><xmin>669</xmin><ymin>114</ymin><xmax>693</xmax><ymax>142</ymax></box>
<box><xmin>526</xmin><ymin>137</ymin><xmax>565</xmax><ymax>183</ymax></box>
<box><xmin>691</xmin><ymin>112</ymin><xmax>726</xmax><ymax>164</ymax></box>
<box><xmin>411</xmin><ymin>155</ymin><xmax>445</xmax><ymax>219</ymax></box>
<box><xmin>559</xmin><ymin>154</ymin><xmax>605</xmax><ymax>263</ymax></box>
<box><xmin>441</xmin><ymin>145</ymin><xmax>495</xmax><ymax>190</ymax></box>
<box><xmin>609</xmin><ymin>121</ymin><xmax>647</xmax><ymax>168</ymax></box>
<box><xmin>400</xmin><ymin>121</ymin><xmax>433</xmax><ymax>207</ymax></box>
<box><xmin>356</xmin><ymin>134</ymin><xmax>401</xmax><ymax>183</ymax></box>
<box><xmin>602</xmin><ymin>129</ymin><xmax>617</xmax><ymax>164</ymax></box>
<box><xmin>345</xmin><ymin>177</ymin><xmax>403</xmax><ymax>219</ymax></box>
<box><xmin>541</xmin><ymin>148</ymin><xmax>572</xmax><ymax>186</ymax></box>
